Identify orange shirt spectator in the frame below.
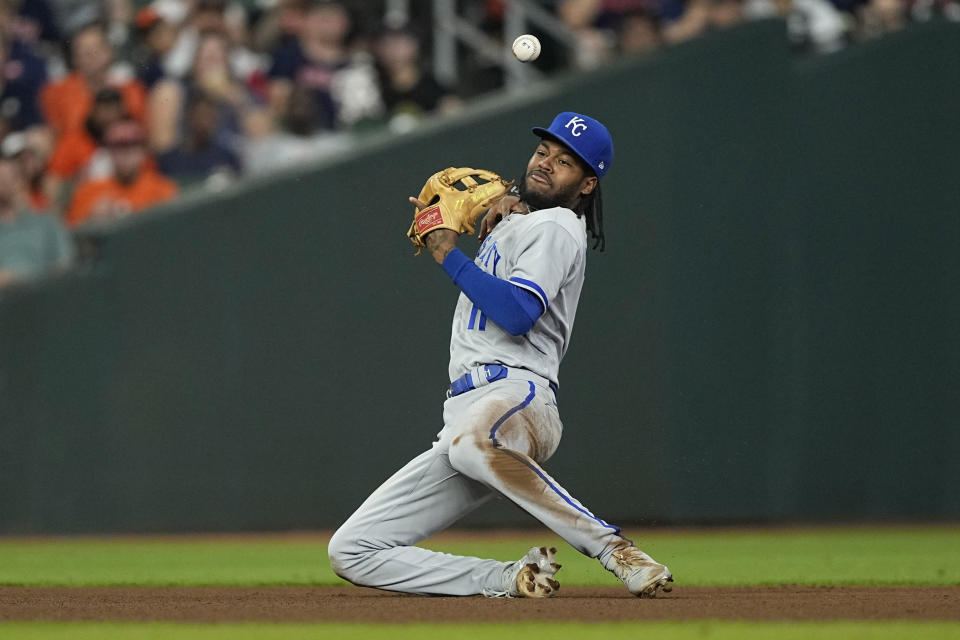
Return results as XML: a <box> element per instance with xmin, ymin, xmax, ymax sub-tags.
<box><xmin>67</xmin><ymin>120</ymin><xmax>177</xmax><ymax>227</ymax></box>
<box><xmin>41</xmin><ymin>73</ymin><xmax>146</xmax><ymax>138</ymax></box>
<box><xmin>68</xmin><ymin>172</ymin><xmax>176</xmax><ymax>226</ymax></box>
<box><xmin>47</xmin><ymin>87</ymin><xmax>127</xmax><ymax>181</ymax></box>
<box><xmin>49</xmin><ymin>126</ymin><xmax>157</xmax><ymax>182</ymax></box>
<box><xmin>39</xmin><ymin>22</ymin><xmax>147</xmax><ymax>138</ymax></box>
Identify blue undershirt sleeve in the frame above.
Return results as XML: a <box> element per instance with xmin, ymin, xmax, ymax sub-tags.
<box><xmin>441</xmin><ymin>248</ymin><xmax>544</xmax><ymax>336</ymax></box>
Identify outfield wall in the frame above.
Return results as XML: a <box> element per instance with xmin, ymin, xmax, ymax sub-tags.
<box><xmin>2</xmin><ymin>20</ymin><xmax>958</xmax><ymax>533</ymax></box>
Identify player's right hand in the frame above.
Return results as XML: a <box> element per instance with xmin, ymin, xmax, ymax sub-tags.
<box><xmin>478</xmin><ymin>195</ymin><xmax>525</xmax><ymax>242</ymax></box>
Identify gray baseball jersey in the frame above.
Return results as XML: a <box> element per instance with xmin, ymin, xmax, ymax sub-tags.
<box><xmin>447</xmin><ymin>206</ymin><xmax>588</xmax><ymax>386</ymax></box>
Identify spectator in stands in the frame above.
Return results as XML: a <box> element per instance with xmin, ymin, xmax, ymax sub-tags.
<box><xmin>557</xmin><ymin>0</ymin><xmax>616</xmax><ymax>69</ymax></box>
<box><xmin>67</xmin><ymin>118</ymin><xmax>177</xmax><ymax>226</ymax></box>
<box><xmin>0</xmin><ymin>24</ymin><xmax>49</xmax><ymax>132</ymax></box>
<box><xmin>30</xmin><ymin>0</ymin><xmax>134</xmax><ymax>46</ymax></box>
<box><xmin>2</xmin><ymin>128</ymin><xmax>54</xmax><ymax>210</ymax></box>
<box><xmin>39</xmin><ymin>21</ymin><xmax>146</xmax><ymax>139</ymax></box>
<box><xmin>0</xmin><ymin>154</ymin><xmax>73</xmax><ymax>288</ymax></box>
<box><xmin>744</xmin><ymin>0</ymin><xmax>849</xmax><ymax>53</ymax></box>
<box><xmin>157</xmin><ymin>90</ymin><xmax>242</xmax><ymax>185</ymax></box>
<box><xmin>163</xmin><ymin>0</ymin><xmax>264</xmax><ymax>86</ymax></box>
<box><xmin>268</xmin><ymin>0</ymin><xmax>383</xmax><ymax>131</ymax></box>
<box><xmin>374</xmin><ymin>26</ymin><xmax>459</xmax><ymax>129</ymax></box>
<box><xmin>708</xmin><ymin>0</ymin><xmax>746</xmax><ymax>28</ymax></box>
<box><xmin>645</xmin><ymin>0</ymin><xmax>691</xmax><ymax>24</ymax></box>
<box><xmin>857</xmin><ymin>0</ymin><xmax>908</xmax><ymax>37</ymax></box>
<box><xmin>242</xmin><ymin>84</ymin><xmax>350</xmax><ymax>174</ymax></box>
<box><xmin>661</xmin><ymin>0</ymin><xmax>746</xmax><ymax>42</ymax></box>
<box><xmin>662</xmin><ymin>0</ymin><xmax>712</xmax><ymax>42</ymax></box>
<box><xmin>617</xmin><ymin>9</ymin><xmax>663</xmax><ymax>55</ymax></box>
<box><xmin>251</xmin><ymin>0</ymin><xmax>308</xmax><ymax>54</ymax></box>
<box><xmin>11</xmin><ymin>0</ymin><xmax>61</xmax><ymax>46</ymax></box>
<box><xmin>133</xmin><ymin>5</ymin><xmax>178</xmax><ymax>89</ymax></box>
<box><xmin>46</xmin><ymin>87</ymin><xmax>128</xmax><ymax>202</ymax></box>
<box><xmin>149</xmin><ymin>30</ymin><xmax>263</xmax><ymax>156</ymax></box>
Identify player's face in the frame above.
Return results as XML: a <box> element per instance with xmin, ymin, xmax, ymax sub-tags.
<box><xmin>521</xmin><ymin>139</ymin><xmax>597</xmax><ymax>210</ymax></box>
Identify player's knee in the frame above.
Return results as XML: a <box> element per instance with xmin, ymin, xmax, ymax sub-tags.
<box><xmin>327</xmin><ymin>526</ymin><xmax>364</xmax><ymax>582</ymax></box>
<box><xmin>328</xmin><ymin>524</ymin><xmax>392</xmax><ymax>584</ymax></box>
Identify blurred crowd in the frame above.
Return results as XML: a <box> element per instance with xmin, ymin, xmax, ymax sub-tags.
<box><xmin>1</xmin><ymin>0</ymin><xmax>955</xmax><ymax>288</ymax></box>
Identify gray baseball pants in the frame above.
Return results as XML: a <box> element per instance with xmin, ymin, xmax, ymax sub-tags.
<box><xmin>327</xmin><ymin>373</ymin><xmax>629</xmax><ymax>595</ymax></box>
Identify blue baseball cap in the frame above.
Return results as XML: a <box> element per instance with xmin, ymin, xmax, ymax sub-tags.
<box><xmin>531</xmin><ymin>111</ymin><xmax>614</xmax><ymax>178</ymax></box>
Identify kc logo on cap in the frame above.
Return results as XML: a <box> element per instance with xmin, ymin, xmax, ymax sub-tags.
<box><xmin>565</xmin><ymin>116</ymin><xmax>588</xmax><ymax>137</ymax></box>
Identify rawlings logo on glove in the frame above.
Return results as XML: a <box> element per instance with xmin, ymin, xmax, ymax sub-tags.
<box><xmin>407</xmin><ymin>167</ymin><xmax>513</xmax><ymax>254</ymax></box>
<box><xmin>415</xmin><ymin>206</ymin><xmax>444</xmax><ymax>235</ymax></box>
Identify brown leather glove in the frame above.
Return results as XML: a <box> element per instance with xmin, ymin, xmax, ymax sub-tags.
<box><xmin>407</xmin><ymin>167</ymin><xmax>513</xmax><ymax>254</ymax></box>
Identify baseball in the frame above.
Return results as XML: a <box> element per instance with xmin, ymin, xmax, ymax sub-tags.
<box><xmin>512</xmin><ymin>34</ymin><xmax>541</xmax><ymax>63</ymax></box>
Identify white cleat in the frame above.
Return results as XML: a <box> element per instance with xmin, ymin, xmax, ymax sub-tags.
<box><xmin>611</xmin><ymin>546</ymin><xmax>673</xmax><ymax>598</ymax></box>
<box><xmin>483</xmin><ymin>546</ymin><xmax>561</xmax><ymax>598</ymax></box>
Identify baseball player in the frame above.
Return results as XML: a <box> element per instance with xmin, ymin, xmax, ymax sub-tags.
<box><xmin>328</xmin><ymin>112</ymin><xmax>673</xmax><ymax>598</ymax></box>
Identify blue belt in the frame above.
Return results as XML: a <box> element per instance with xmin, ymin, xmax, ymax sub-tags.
<box><xmin>448</xmin><ymin>364</ymin><xmax>558</xmax><ymax>399</ymax></box>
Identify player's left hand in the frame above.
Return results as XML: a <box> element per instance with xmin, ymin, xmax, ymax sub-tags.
<box><xmin>406</xmin><ymin>167</ymin><xmax>513</xmax><ymax>257</ymax></box>
<box><xmin>409</xmin><ymin>196</ymin><xmax>458</xmax><ymax>264</ymax></box>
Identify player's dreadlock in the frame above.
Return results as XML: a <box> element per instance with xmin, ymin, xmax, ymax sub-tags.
<box><xmin>575</xmin><ymin>182</ymin><xmax>605</xmax><ymax>251</ymax></box>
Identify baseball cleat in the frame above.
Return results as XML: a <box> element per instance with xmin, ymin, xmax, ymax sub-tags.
<box><xmin>483</xmin><ymin>546</ymin><xmax>561</xmax><ymax>598</ymax></box>
<box><xmin>610</xmin><ymin>546</ymin><xmax>673</xmax><ymax>598</ymax></box>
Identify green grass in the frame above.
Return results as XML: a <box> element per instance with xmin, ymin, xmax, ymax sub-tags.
<box><xmin>427</xmin><ymin>526</ymin><xmax>960</xmax><ymax>587</ymax></box>
<box><xmin>0</xmin><ymin>526</ymin><xmax>957</xmax><ymax>587</ymax></box>
<box><xmin>0</xmin><ymin>622</ymin><xmax>958</xmax><ymax>640</ymax></box>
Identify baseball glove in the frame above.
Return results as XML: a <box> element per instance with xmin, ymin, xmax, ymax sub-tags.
<box><xmin>407</xmin><ymin>167</ymin><xmax>513</xmax><ymax>254</ymax></box>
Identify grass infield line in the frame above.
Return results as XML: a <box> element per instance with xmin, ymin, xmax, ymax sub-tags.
<box><xmin>0</xmin><ymin>621</ymin><xmax>959</xmax><ymax>640</ymax></box>
<box><xmin>0</xmin><ymin>527</ymin><xmax>957</xmax><ymax>587</ymax></box>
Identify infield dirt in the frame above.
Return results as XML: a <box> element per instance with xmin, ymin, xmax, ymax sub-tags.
<box><xmin>2</xmin><ymin>586</ymin><xmax>958</xmax><ymax>623</ymax></box>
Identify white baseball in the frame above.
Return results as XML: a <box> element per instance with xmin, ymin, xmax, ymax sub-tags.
<box><xmin>512</xmin><ymin>34</ymin><xmax>541</xmax><ymax>63</ymax></box>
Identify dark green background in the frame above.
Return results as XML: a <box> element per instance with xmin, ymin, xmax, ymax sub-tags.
<box><xmin>2</xmin><ymin>20</ymin><xmax>958</xmax><ymax>533</ymax></box>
